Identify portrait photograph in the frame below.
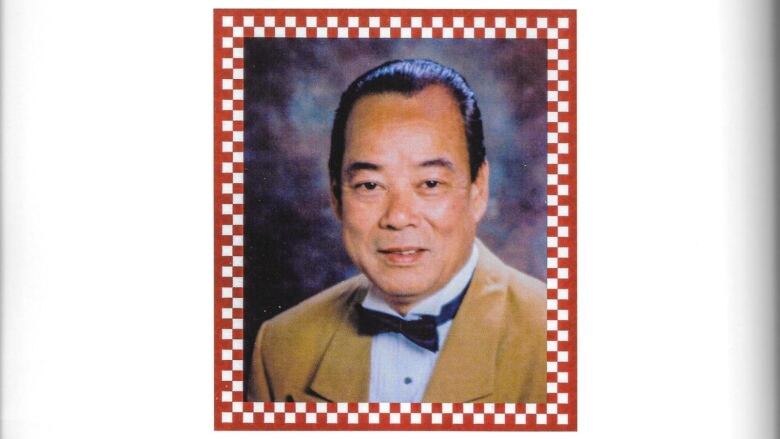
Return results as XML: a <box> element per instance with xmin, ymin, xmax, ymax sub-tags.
<box><xmin>213</xmin><ymin>9</ymin><xmax>577</xmax><ymax>431</ymax></box>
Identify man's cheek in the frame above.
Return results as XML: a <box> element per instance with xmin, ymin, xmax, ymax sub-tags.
<box><xmin>342</xmin><ymin>209</ymin><xmax>376</xmax><ymax>251</ymax></box>
<box><xmin>344</xmin><ymin>201</ymin><xmax>381</xmax><ymax>227</ymax></box>
<box><xmin>421</xmin><ymin>197</ymin><xmax>463</xmax><ymax>225</ymax></box>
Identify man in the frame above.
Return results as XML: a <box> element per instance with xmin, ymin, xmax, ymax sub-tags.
<box><xmin>250</xmin><ymin>59</ymin><xmax>546</xmax><ymax>403</ymax></box>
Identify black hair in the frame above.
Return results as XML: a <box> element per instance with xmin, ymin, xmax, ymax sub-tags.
<box><xmin>329</xmin><ymin>59</ymin><xmax>486</xmax><ymax>203</ymax></box>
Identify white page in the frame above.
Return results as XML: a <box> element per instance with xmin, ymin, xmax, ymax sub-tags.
<box><xmin>2</xmin><ymin>0</ymin><xmax>776</xmax><ymax>438</ymax></box>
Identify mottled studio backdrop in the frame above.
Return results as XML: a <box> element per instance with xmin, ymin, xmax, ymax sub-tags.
<box><xmin>243</xmin><ymin>39</ymin><xmax>547</xmax><ymax>385</ymax></box>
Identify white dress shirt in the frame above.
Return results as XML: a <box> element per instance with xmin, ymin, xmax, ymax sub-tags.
<box><xmin>361</xmin><ymin>243</ymin><xmax>479</xmax><ymax>402</ymax></box>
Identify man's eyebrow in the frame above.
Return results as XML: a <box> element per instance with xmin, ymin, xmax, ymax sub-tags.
<box><xmin>344</xmin><ymin>161</ymin><xmax>382</xmax><ymax>178</ymax></box>
<box><xmin>419</xmin><ymin>158</ymin><xmax>455</xmax><ymax>170</ymax></box>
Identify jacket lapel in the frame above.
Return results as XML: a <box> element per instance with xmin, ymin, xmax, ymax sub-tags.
<box><xmin>422</xmin><ymin>242</ymin><xmax>507</xmax><ymax>402</ymax></box>
<box><xmin>307</xmin><ymin>287</ymin><xmax>372</xmax><ymax>402</ymax></box>
<box><xmin>307</xmin><ymin>242</ymin><xmax>507</xmax><ymax>403</ymax></box>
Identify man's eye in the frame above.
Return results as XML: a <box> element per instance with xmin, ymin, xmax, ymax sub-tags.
<box><xmin>357</xmin><ymin>182</ymin><xmax>378</xmax><ymax>190</ymax></box>
<box><xmin>424</xmin><ymin>180</ymin><xmax>440</xmax><ymax>189</ymax></box>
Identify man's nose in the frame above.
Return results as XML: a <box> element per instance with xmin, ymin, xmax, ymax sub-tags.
<box><xmin>379</xmin><ymin>188</ymin><xmax>419</xmax><ymax>230</ymax></box>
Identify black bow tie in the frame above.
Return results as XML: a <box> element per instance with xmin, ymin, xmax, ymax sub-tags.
<box><xmin>356</xmin><ymin>281</ymin><xmax>471</xmax><ymax>353</ymax></box>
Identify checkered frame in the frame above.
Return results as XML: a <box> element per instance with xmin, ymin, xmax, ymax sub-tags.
<box><xmin>213</xmin><ymin>9</ymin><xmax>577</xmax><ymax>431</ymax></box>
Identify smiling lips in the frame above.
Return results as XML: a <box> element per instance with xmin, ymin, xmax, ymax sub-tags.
<box><xmin>378</xmin><ymin>247</ymin><xmax>428</xmax><ymax>265</ymax></box>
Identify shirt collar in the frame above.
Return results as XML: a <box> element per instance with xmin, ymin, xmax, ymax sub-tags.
<box><xmin>362</xmin><ymin>243</ymin><xmax>479</xmax><ymax>320</ymax></box>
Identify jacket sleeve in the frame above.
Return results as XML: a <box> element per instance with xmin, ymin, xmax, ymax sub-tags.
<box><xmin>248</xmin><ymin>322</ymin><xmax>273</xmax><ymax>401</ymax></box>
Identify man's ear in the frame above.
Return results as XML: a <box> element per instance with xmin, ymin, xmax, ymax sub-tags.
<box><xmin>470</xmin><ymin>160</ymin><xmax>490</xmax><ymax>223</ymax></box>
<box><xmin>329</xmin><ymin>183</ymin><xmax>342</xmax><ymax>221</ymax></box>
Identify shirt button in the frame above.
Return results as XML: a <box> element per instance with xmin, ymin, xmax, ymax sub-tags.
<box><xmin>404</xmin><ymin>377</ymin><xmax>413</xmax><ymax>385</ymax></box>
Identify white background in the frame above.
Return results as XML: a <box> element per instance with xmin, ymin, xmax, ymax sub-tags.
<box><xmin>2</xmin><ymin>0</ymin><xmax>776</xmax><ymax>438</ymax></box>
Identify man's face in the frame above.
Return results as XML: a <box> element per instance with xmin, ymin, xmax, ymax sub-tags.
<box><xmin>336</xmin><ymin>85</ymin><xmax>489</xmax><ymax>313</ymax></box>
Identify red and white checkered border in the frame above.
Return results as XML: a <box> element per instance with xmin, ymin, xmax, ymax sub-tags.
<box><xmin>214</xmin><ymin>9</ymin><xmax>577</xmax><ymax>431</ymax></box>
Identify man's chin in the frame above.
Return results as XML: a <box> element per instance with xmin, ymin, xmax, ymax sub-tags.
<box><xmin>372</xmin><ymin>282</ymin><xmax>434</xmax><ymax>303</ymax></box>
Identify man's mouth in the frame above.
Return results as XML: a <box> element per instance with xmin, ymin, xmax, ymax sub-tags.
<box><xmin>378</xmin><ymin>247</ymin><xmax>427</xmax><ymax>265</ymax></box>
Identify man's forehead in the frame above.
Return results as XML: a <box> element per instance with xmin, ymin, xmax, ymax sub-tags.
<box><xmin>344</xmin><ymin>157</ymin><xmax>456</xmax><ymax>176</ymax></box>
<box><xmin>342</xmin><ymin>85</ymin><xmax>470</xmax><ymax>176</ymax></box>
<box><xmin>347</xmin><ymin>85</ymin><xmax>463</xmax><ymax>126</ymax></box>
<box><xmin>345</xmin><ymin>87</ymin><xmax>466</xmax><ymax>149</ymax></box>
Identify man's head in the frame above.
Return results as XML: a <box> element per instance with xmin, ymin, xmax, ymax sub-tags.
<box><xmin>330</xmin><ymin>59</ymin><xmax>486</xmax><ymax>203</ymax></box>
<box><xmin>329</xmin><ymin>59</ymin><xmax>489</xmax><ymax>313</ymax></box>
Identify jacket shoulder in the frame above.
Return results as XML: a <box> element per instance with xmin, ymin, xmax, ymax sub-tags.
<box><xmin>505</xmin><ymin>266</ymin><xmax>546</xmax><ymax>303</ymax></box>
<box><xmin>476</xmin><ymin>240</ymin><xmax>546</xmax><ymax>316</ymax></box>
<box><xmin>260</xmin><ymin>274</ymin><xmax>369</xmax><ymax>345</ymax></box>
<box><xmin>503</xmin><ymin>265</ymin><xmax>546</xmax><ymax>325</ymax></box>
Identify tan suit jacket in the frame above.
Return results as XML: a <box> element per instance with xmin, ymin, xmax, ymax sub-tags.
<box><xmin>249</xmin><ymin>241</ymin><xmax>547</xmax><ymax>403</ymax></box>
